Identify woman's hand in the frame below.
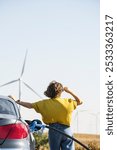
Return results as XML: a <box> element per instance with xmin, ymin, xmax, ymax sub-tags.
<box><xmin>63</xmin><ymin>87</ymin><xmax>83</xmax><ymax>105</ymax></box>
<box><xmin>8</xmin><ymin>95</ymin><xmax>17</xmax><ymax>101</ymax></box>
<box><xmin>64</xmin><ymin>87</ymin><xmax>70</xmax><ymax>93</ymax></box>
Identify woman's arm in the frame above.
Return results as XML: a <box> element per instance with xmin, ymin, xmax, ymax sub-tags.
<box><xmin>64</xmin><ymin>87</ymin><xmax>83</xmax><ymax>105</ymax></box>
<box><xmin>16</xmin><ymin>100</ymin><xmax>33</xmax><ymax>109</ymax></box>
<box><xmin>8</xmin><ymin>95</ymin><xmax>33</xmax><ymax>109</ymax></box>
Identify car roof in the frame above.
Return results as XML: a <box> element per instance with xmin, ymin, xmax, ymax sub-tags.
<box><xmin>0</xmin><ymin>95</ymin><xmax>14</xmax><ymax>101</ymax></box>
<box><xmin>0</xmin><ymin>95</ymin><xmax>21</xmax><ymax>118</ymax></box>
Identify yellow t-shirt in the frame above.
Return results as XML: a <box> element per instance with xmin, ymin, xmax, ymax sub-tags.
<box><xmin>32</xmin><ymin>97</ymin><xmax>77</xmax><ymax>126</ymax></box>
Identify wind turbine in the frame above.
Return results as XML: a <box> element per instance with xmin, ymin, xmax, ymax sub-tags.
<box><xmin>0</xmin><ymin>50</ymin><xmax>42</xmax><ymax>103</ymax></box>
<box><xmin>89</xmin><ymin>112</ymin><xmax>100</xmax><ymax>134</ymax></box>
<box><xmin>74</xmin><ymin>109</ymin><xmax>88</xmax><ymax>133</ymax></box>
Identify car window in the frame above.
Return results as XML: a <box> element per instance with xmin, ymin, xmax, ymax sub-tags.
<box><xmin>0</xmin><ymin>99</ymin><xmax>16</xmax><ymax>115</ymax></box>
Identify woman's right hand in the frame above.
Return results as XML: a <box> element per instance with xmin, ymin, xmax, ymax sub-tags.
<box><xmin>63</xmin><ymin>87</ymin><xmax>70</xmax><ymax>93</ymax></box>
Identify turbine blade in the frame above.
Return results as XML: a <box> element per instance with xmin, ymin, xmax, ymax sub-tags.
<box><xmin>23</xmin><ymin>81</ymin><xmax>42</xmax><ymax>98</ymax></box>
<box><xmin>0</xmin><ymin>79</ymin><xmax>18</xmax><ymax>87</ymax></box>
<box><xmin>20</xmin><ymin>50</ymin><xmax>28</xmax><ymax>77</ymax></box>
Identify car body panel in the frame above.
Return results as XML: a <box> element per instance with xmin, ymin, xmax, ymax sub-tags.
<box><xmin>0</xmin><ymin>96</ymin><xmax>35</xmax><ymax>150</ymax></box>
<box><xmin>0</xmin><ymin>138</ymin><xmax>30</xmax><ymax>149</ymax></box>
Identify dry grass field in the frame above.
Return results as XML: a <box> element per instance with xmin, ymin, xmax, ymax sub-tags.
<box><xmin>74</xmin><ymin>133</ymin><xmax>100</xmax><ymax>150</ymax></box>
<box><xmin>34</xmin><ymin>133</ymin><xmax>100</xmax><ymax>150</ymax></box>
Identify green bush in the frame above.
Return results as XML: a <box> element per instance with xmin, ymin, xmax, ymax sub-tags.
<box><xmin>33</xmin><ymin>132</ymin><xmax>49</xmax><ymax>150</ymax></box>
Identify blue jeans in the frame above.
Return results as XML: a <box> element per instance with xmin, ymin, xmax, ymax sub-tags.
<box><xmin>48</xmin><ymin>123</ymin><xmax>75</xmax><ymax>150</ymax></box>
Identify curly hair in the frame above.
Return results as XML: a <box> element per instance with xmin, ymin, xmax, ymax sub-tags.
<box><xmin>44</xmin><ymin>81</ymin><xmax>63</xmax><ymax>99</ymax></box>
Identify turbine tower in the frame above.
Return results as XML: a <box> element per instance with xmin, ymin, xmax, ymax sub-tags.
<box><xmin>0</xmin><ymin>50</ymin><xmax>42</xmax><ymax>103</ymax></box>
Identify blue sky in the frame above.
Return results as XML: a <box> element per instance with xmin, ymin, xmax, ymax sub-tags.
<box><xmin>0</xmin><ymin>0</ymin><xmax>99</xmax><ymax>134</ymax></box>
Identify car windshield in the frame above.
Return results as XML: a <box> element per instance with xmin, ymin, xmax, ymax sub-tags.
<box><xmin>0</xmin><ymin>99</ymin><xmax>16</xmax><ymax>115</ymax></box>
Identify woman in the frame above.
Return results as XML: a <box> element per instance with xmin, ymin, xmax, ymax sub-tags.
<box><xmin>9</xmin><ymin>81</ymin><xmax>83</xmax><ymax>150</ymax></box>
